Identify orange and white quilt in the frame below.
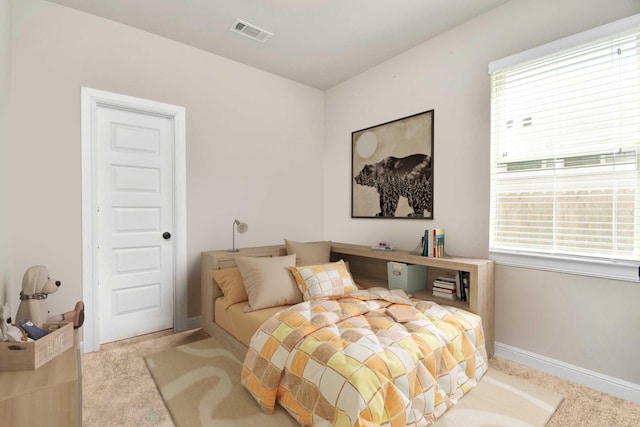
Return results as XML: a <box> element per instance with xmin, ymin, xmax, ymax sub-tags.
<box><xmin>241</xmin><ymin>287</ymin><xmax>488</xmax><ymax>426</ymax></box>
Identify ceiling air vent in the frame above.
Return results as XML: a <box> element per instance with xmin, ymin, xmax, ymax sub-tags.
<box><xmin>229</xmin><ymin>19</ymin><xmax>273</xmax><ymax>42</ymax></box>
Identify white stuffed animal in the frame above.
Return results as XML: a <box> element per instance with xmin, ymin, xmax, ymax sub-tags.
<box><xmin>0</xmin><ymin>302</ymin><xmax>24</xmax><ymax>342</ymax></box>
<box><xmin>15</xmin><ymin>265</ymin><xmax>84</xmax><ymax>329</ymax></box>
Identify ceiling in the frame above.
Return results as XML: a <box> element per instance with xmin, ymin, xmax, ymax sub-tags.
<box><xmin>45</xmin><ymin>0</ymin><xmax>509</xmax><ymax>89</ymax></box>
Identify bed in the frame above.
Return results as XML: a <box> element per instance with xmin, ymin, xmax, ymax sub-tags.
<box><xmin>201</xmin><ymin>242</ymin><xmax>489</xmax><ymax>426</ymax></box>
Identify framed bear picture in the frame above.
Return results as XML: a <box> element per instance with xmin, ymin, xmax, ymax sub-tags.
<box><xmin>352</xmin><ymin>110</ymin><xmax>434</xmax><ymax>219</ymax></box>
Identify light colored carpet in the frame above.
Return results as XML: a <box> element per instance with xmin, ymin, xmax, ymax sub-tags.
<box><xmin>145</xmin><ymin>336</ymin><xmax>562</xmax><ymax>427</ymax></box>
<box><xmin>82</xmin><ymin>328</ymin><xmax>210</xmax><ymax>426</ymax></box>
<box><xmin>82</xmin><ymin>328</ymin><xmax>640</xmax><ymax>426</ymax></box>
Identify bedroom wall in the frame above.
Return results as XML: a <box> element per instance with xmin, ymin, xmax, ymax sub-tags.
<box><xmin>0</xmin><ymin>0</ymin><xmax>10</xmax><ymax>309</ymax></box>
<box><xmin>8</xmin><ymin>0</ymin><xmax>324</xmax><ymax>320</ymax></box>
<box><xmin>324</xmin><ymin>0</ymin><xmax>640</xmax><ymax>388</ymax></box>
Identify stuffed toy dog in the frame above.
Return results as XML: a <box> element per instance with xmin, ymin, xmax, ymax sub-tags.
<box><xmin>15</xmin><ymin>265</ymin><xmax>84</xmax><ymax>329</ymax></box>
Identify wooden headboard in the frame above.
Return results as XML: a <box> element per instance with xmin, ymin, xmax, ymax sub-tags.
<box><xmin>200</xmin><ymin>244</ymin><xmax>287</xmax><ymax>339</ymax></box>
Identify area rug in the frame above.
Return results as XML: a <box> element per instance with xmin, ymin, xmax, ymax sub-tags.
<box><xmin>145</xmin><ymin>336</ymin><xmax>298</xmax><ymax>426</ymax></box>
<box><xmin>434</xmin><ymin>369</ymin><xmax>563</xmax><ymax>426</ymax></box>
<box><xmin>145</xmin><ymin>336</ymin><xmax>563</xmax><ymax>427</ymax></box>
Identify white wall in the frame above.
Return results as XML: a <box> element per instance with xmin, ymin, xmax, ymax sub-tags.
<box><xmin>9</xmin><ymin>0</ymin><xmax>325</xmax><ymax>319</ymax></box>
<box><xmin>324</xmin><ymin>0</ymin><xmax>640</xmax><ymax>387</ymax></box>
<box><xmin>0</xmin><ymin>0</ymin><xmax>10</xmax><ymax>309</ymax></box>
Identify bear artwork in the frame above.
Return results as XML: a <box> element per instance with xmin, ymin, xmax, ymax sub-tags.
<box><xmin>354</xmin><ymin>153</ymin><xmax>432</xmax><ymax>217</ymax></box>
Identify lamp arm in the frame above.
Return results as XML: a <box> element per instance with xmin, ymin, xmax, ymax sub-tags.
<box><xmin>232</xmin><ymin>221</ymin><xmax>236</xmax><ymax>251</ymax></box>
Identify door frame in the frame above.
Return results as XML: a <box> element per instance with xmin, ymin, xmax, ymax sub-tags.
<box><xmin>81</xmin><ymin>87</ymin><xmax>187</xmax><ymax>353</ymax></box>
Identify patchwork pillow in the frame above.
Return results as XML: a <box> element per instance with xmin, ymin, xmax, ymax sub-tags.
<box><xmin>289</xmin><ymin>260</ymin><xmax>356</xmax><ymax>301</ymax></box>
<box><xmin>284</xmin><ymin>239</ymin><xmax>332</xmax><ymax>266</ymax></box>
<box><xmin>211</xmin><ymin>268</ymin><xmax>248</xmax><ymax>310</ymax></box>
<box><xmin>235</xmin><ymin>254</ymin><xmax>302</xmax><ymax>311</ymax></box>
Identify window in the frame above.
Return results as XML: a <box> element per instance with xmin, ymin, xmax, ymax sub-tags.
<box><xmin>489</xmin><ymin>15</ymin><xmax>640</xmax><ymax>281</ymax></box>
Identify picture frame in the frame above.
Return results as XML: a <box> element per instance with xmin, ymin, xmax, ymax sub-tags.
<box><xmin>352</xmin><ymin>110</ymin><xmax>434</xmax><ymax>219</ymax></box>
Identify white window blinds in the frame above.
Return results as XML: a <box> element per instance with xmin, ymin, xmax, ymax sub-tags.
<box><xmin>489</xmin><ymin>15</ymin><xmax>640</xmax><ymax>279</ymax></box>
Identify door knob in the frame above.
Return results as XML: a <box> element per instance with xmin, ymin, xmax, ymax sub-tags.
<box><xmin>163</xmin><ymin>232</ymin><xmax>171</xmax><ymax>240</ymax></box>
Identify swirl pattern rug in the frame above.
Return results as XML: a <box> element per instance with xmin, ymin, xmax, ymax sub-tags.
<box><xmin>145</xmin><ymin>336</ymin><xmax>562</xmax><ymax>426</ymax></box>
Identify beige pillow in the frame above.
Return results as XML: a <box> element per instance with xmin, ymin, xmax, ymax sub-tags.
<box><xmin>289</xmin><ymin>260</ymin><xmax>356</xmax><ymax>301</ymax></box>
<box><xmin>235</xmin><ymin>254</ymin><xmax>302</xmax><ymax>311</ymax></box>
<box><xmin>284</xmin><ymin>239</ymin><xmax>332</xmax><ymax>266</ymax></box>
<box><xmin>211</xmin><ymin>268</ymin><xmax>248</xmax><ymax>310</ymax></box>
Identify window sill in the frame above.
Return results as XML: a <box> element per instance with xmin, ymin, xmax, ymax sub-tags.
<box><xmin>489</xmin><ymin>250</ymin><xmax>640</xmax><ymax>283</ymax></box>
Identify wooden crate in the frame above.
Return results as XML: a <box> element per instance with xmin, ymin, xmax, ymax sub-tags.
<box><xmin>0</xmin><ymin>322</ymin><xmax>74</xmax><ymax>371</ymax></box>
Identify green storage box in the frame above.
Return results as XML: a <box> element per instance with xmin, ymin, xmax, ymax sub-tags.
<box><xmin>387</xmin><ymin>262</ymin><xmax>427</xmax><ymax>292</ymax></box>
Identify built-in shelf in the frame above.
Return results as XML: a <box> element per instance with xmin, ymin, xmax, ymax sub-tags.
<box><xmin>330</xmin><ymin>242</ymin><xmax>495</xmax><ymax>357</ymax></box>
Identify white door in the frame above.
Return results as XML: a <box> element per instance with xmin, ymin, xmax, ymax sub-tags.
<box><xmin>96</xmin><ymin>106</ymin><xmax>175</xmax><ymax>344</ymax></box>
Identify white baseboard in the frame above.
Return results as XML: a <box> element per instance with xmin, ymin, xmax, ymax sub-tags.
<box><xmin>495</xmin><ymin>342</ymin><xmax>640</xmax><ymax>405</ymax></box>
<box><xmin>183</xmin><ymin>316</ymin><xmax>202</xmax><ymax>331</ymax></box>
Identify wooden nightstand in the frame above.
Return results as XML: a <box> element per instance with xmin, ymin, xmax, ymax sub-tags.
<box><xmin>0</xmin><ymin>331</ymin><xmax>81</xmax><ymax>426</ymax></box>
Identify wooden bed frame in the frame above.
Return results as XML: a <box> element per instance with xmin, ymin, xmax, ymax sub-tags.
<box><xmin>200</xmin><ymin>244</ymin><xmax>286</xmax><ymax>360</ymax></box>
<box><xmin>201</xmin><ymin>242</ymin><xmax>495</xmax><ymax>361</ymax></box>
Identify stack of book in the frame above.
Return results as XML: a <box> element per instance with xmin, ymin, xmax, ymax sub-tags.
<box><xmin>432</xmin><ymin>272</ymin><xmax>471</xmax><ymax>302</ymax></box>
<box><xmin>432</xmin><ymin>275</ymin><xmax>457</xmax><ymax>300</ymax></box>
<box><xmin>421</xmin><ymin>228</ymin><xmax>445</xmax><ymax>258</ymax></box>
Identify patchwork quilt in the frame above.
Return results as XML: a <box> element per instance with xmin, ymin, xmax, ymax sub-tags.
<box><xmin>241</xmin><ymin>287</ymin><xmax>488</xmax><ymax>426</ymax></box>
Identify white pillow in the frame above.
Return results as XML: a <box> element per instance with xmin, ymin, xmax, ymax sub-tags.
<box><xmin>235</xmin><ymin>254</ymin><xmax>302</xmax><ymax>311</ymax></box>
